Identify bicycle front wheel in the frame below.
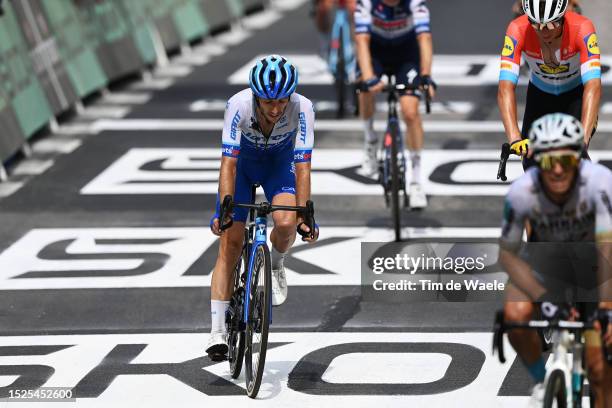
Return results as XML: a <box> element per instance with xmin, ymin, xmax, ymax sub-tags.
<box><xmin>388</xmin><ymin>122</ymin><xmax>402</xmax><ymax>242</ymax></box>
<box><xmin>245</xmin><ymin>244</ymin><xmax>272</xmax><ymax>398</ymax></box>
<box><xmin>544</xmin><ymin>369</ymin><xmax>567</xmax><ymax>408</ymax></box>
<box><xmin>228</xmin><ymin>246</ymin><xmax>247</xmax><ymax>379</ymax></box>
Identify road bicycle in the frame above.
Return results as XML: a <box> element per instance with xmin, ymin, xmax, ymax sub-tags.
<box><xmin>493</xmin><ymin>306</ymin><xmax>611</xmax><ymax>407</ymax></box>
<box><xmin>357</xmin><ymin>76</ymin><xmax>431</xmax><ymax>242</ymax></box>
<box><xmin>218</xmin><ymin>186</ymin><xmax>315</xmax><ymax>398</ymax></box>
<box><xmin>327</xmin><ymin>2</ymin><xmax>356</xmax><ymax>118</ymax></box>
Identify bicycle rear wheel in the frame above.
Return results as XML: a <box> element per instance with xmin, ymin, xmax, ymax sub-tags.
<box><xmin>245</xmin><ymin>244</ymin><xmax>272</xmax><ymax>398</ymax></box>
<box><xmin>544</xmin><ymin>369</ymin><xmax>567</xmax><ymax>408</ymax></box>
<box><xmin>388</xmin><ymin>121</ymin><xmax>402</xmax><ymax>242</ymax></box>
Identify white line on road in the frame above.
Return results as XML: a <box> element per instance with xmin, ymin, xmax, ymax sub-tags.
<box><xmin>32</xmin><ymin>139</ymin><xmax>82</xmax><ymax>154</ymax></box>
<box><xmin>12</xmin><ymin>159</ymin><xmax>55</xmax><ymax>176</ymax></box>
<box><xmin>102</xmin><ymin>92</ymin><xmax>152</xmax><ymax>105</ymax></box>
<box><xmin>0</xmin><ymin>182</ymin><xmax>24</xmax><ymax>197</ymax></box>
<box><xmin>241</xmin><ymin>10</ymin><xmax>282</xmax><ymax>30</ymax></box>
<box><xmin>90</xmin><ymin>118</ymin><xmax>612</xmax><ymax>133</ymax></box>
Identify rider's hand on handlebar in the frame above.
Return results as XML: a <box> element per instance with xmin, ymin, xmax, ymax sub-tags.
<box><xmin>510</xmin><ymin>138</ymin><xmax>530</xmax><ymax>157</ymax></box>
<box><xmin>364</xmin><ymin>76</ymin><xmax>384</xmax><ymax>94</ymax></box>
<box><xmin>297</xmin><ymin>218</ymin><xmax>319</xmax><ymax>242</ymax></box>
<box><xmin>210</xmin><ymin>213</ymin><xmax>233</xmax><ymax>236</ymax></box>
<box><xmin>419</xmin><ymin>75</ymin><xmax>437</xmax><ymax>99</ymax></box>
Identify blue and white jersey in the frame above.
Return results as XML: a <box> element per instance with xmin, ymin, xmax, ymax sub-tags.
<box><xmin>354</xmin><ymin>0</ymin><xmax>431</xmax><ymax>45</ymax></box>
<box><xmin>221</xmin><ymin>89</ymin><xmax>315</xmax><ymax>162</ymax></box>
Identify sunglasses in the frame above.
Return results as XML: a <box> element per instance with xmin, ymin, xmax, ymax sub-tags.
<box><xmin>530</xmin><ymin>19</ymin><xmax>563</xmax><ymax>31</ymax></box>
<box><xmin>535</xmin><ymin>151</ymin><xmax>580</xmax><ymax>171</ymax></box>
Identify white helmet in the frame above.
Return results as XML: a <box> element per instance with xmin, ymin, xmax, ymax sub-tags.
<box><xmin>522</xmin><ymin>0</ymin><xmax>568</xmax><ymax>24</ymax></box>
<box><xmin>529</xmin><ymin>113</ymin><xmax>584</xmax><ymax>153</ymax></box>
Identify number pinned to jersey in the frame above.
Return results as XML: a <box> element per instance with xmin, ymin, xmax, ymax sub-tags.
<box><xmin>502</xmin><ymin>36</ymin><xmax>517</xmax><ymax>59</ymax></box>
<box><xmin>585</xmin><ymin>33</ymin><xmax>600</xmax><ymax>57</ymax></box>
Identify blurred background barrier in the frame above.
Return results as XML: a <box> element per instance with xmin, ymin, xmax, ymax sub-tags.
<box><xmin>0</xmin><ymin>0</ymin><xmax>266</xmax><ymax>176</ymax></box>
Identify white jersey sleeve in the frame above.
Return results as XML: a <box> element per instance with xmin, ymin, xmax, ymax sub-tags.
<box><xmin>411</xmin><ymin>0</ymin><xmax>431</xmax><ymax>34</ymax></box>
<box><xmin>293</xmin><ymin>95</ymin><xmax>315</xmax><ymax>163</ymax></box>
<box><xmin>354</xmin><ymin>0</ymin><xmax>372</xmax><ymax>35</ymax></box>
<box><xmin>589</xmin><ymin>164</ymin><xmax>612</xmax><ymax>242</ymax></box>
<box><xmin>221</xmin><ymin>94</ymin><xmax>247</xmax><ymax>158</ymax></box>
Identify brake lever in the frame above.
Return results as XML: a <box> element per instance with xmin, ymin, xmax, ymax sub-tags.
<box><xmin>219</xmin><ymin>195</ymin><xmax>234</xmax><ymax>231</ymax></box>
<box><xmin>497</xmin><ymin>143</ymin><xmax>511</xmax><ymax>182</ymax></box>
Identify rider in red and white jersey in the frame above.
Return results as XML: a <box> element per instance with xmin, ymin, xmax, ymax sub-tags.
<box><xmin>498</xmin><ymin>0</ymin><xmax>601</xmax><ymax>169</ymax></box>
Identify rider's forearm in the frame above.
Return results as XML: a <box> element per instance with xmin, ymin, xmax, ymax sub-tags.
<box><xmin>581</xmin><ymin>79</ymin><xmax>601</xmax><ymax>147</ymax></box>
<box><xmin>499</xmin><ymin>248</ymin><xmax>547</xmax><ymax>301</ymax></box>
<box><xmin>295</xmin><ymin>162</ymin><xmax>311</xmax><ymax>209</ymax></box>
<box><xmin>355</xmin><ymin>34</ymin><xmax>375</xmax><ymax>80</ymax></box>
<box><xmin>498</xmin><ymin>81</ymin><xmax>522</xmax><ymax>143</ymax></box>
<box><xmin>417</xmin><ymin>32</ymin><xmax>433</xmax><ymax>76</ymax></box>
<box><xmin>218</xmin><ymin>156</ymin><xmax>237</xmax><ymax>206</ymax></box>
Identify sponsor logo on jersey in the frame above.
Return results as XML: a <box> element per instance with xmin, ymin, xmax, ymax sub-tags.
<box><xmin>294</xmin><ymin>150</ymin><xmax>312</xmax><ymax>162</ymax></box>
<box><xmin>502</xmin><ymin>35</ymin><xmax>516</xmax><ymax>59</ymax></box>
<box><xmin>585</xmin><ymin>33</ymin><xmax>600</xmax><ymax>57</ymax></box>
<box><xmin>589</xmin><ymin>61</ymin><xmax>601</xmax><ymax>69</ymax></box>
<box><xmin>222</xmin><ymin>144</ymin><xmax>240</xmax><ymax>157</ymax></box>
<box><xmin>299</xmin><ymin>112</ymin><xmax>307</xmax><ymax>144</ymax></box>
<box><xmin>538</xmin><ymin>63</ymin><xmax>570</xmax><ymax>75</ymax></box>
<box><xmin>230</xmin><ymin>111</ymin><xmax>241</xmax><ymax>140</ymax></box>
<box><xmin>500</xmin><ymin>62</ymin><xmax>514</xmax><ymax>71</ymax></box>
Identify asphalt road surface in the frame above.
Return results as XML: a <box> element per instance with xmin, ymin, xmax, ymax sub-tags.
<box><xmin>0</xmin><ymin>0</ymin><xmax>611</xmax><ymax>406</ymax></box>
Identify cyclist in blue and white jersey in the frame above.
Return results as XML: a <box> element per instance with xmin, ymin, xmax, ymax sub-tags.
<box><xmin>206</xmin><ymin>55</ymin><xmax>320</xmax><ymax>361</ymax></box>
<box><xmin>354</xmin><ymin>0</ymin><xmax>436</xmax><ymax>209</ymax></box>
<box><xmin>499</xmin><ymin>113</ymin><xmax>612</xmax><ymax>406</ymax></box>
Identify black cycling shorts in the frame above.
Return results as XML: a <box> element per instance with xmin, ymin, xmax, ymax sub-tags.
<box><xmin>521</xmin><ymin>83</ymin><xmax>591</xmax><ymax>169</ymax></box>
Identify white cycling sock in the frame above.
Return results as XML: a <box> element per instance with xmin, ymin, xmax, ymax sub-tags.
<box><xmin>410</xmin><ymin>150</ymin><xmax>422</xmax><ymax>184</ymax></box>
<box><xmin>210</xmin><ymin>300</ymin><xmax>230</xmax><ymax>334</ymax></box>
<box><xmin>271</xmin><ymin>246</ymin><xmax>286</xmax><ymax>269</ymax></box>
<box><xmin>363</xmin><ymin>117</ymin><xmax>377</xmax><ymax>145</ymax></box>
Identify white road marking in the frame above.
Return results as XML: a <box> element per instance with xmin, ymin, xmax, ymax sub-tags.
<box><xmin>172</xmin><ymin>53</ymin><xmax>210</xmax><ymax>66</ymax></box>
<box><xmin>188</xmin><ymin>98</ymin><xmax>474</xmax><ymax>115</ymax></box>
<box><xmin>130</xmin><ymin>78</ymin><xmax>174</xmax><ymax>90</ymax></box>
<box><xmin>32</xmin><ymin>139</ymin><xmax>81</xmax><ymax>154</ymax></box>
<box><xmin>12</xmin><ymin>159</ymin><xmax>55</xmax><ymax>176</ymax></box>
<box><xmin>0</xmin><ymin>227</ymin><xmax>502</xmax><ymax>289</ymax></box>
<box><xmin>0</xmin><ymin>332</ymin><xmax>526</xmax><ymax>407</ymax></box>
<box><xmin>102</xmin><ymin>92</ymin><xmax>152</xmax><ymax>105</ymax></box>
<box><xmin>0</xmin><ymin>182</ymin><xmax>24</xmax><ymax>197</ymax></box>
<box><xmin>271</xmin><ymin>0</ymin><xmax>308</xmax><ymax>11</ymax></box>
<box><xmin>192</xmin><ymin>41</ymin><xmax>227</xmax><ymax>57</ymax></box>
<box><xmin>229</xmin><ymin>54</ymin><xmax>612</xmax><ymax>85</ymax></box>
<box><xmin>241</xmin><ymin>9</ymin><xmax>282</xmax><ymax>30</ymax></box>
<box><xmin>215</xmin><ymin>27</ymin><xmax>252</xmax><ymax>46</ymax></box>
<box><xmin>79</xmin><ymin>106</ymin><xmax>130</xmax><ymax>119</ymax></box>
<box><xmin>154</xmin><ymin>65</ymin><xmax>193</xmax><ymax>77</ymax></box>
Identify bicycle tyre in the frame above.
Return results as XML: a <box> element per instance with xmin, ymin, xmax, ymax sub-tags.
<box><xmin>245</xmin><ymin>244</ymin><xmax>272</xmax><ymax>398</ymax></box>
<box><xmin>544</xmin><ymin>369</ymin><xmax>567</xmax><ymax>408</ymax></box>
<box><xmin>335</xmin><ymin>23</ymin><xmax>346</xmax><ymax>119</ymax></box>
<box><xmin>228</xmin><ymin>246</ymin><xmax>247</xmax><ymax>379</ymax></box>
<box><xmin>389</xmin><ymin>121</ymin><xmax>402</xmax><ymax>242</ymax></box>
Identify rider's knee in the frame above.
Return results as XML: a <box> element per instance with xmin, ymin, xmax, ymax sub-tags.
<box><xmin>402</xmin><ymin>105</ymin><xmax>420</xmax><ymax>123</ymax></box>
<box><xmin>220</xmin><ymin>233</ymin><xmax>243</xmax><ymax>256</ymax></box>
<box><xmin>504</xmin><ymin>301</ymin><xmax>534</xmax><ymax>322</ymax></box>
<box><xmin>273</xmin><ymin>213</ymin><xmax>296</xmax><ymax>234</ymax></box>
<box><xmin>585</xmin><ymin>346</ymin><xmax>605</xmax><ymax>388</ymax></box>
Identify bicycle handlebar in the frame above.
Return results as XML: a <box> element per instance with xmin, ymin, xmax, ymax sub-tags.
<box><xmin>492</xmin><ymin>309</ymin><xmax>611</xmax><ymax>365</ymax></box>
<box><xmin>355</xmin><ymin>81</ymin><xmax>432</xmax><ymax>114</ymax></box>
<box><xmin>219</xmin><ymin>195</ymin><xmax>317</xmax><ymax>239</ymax></box>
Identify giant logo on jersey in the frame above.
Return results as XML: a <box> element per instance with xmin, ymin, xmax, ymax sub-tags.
<box><xmin>502</xmin><ymin>36</ymin><xmax>516</xmax><ymax>59</ymax></box>
<box><xmin>585</xmin><ymin>33</ymin><xmax>600</xmax><ymax>57</ymax></box>
<box><xmin>538</xmin><ymin>63</ymin><xmax>570</xmax><ymax>75</ymax></box>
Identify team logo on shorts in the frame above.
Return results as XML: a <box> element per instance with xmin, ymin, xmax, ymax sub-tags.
<box><xmin>585</xmin><ymin>33</ymin><xmax>600</xmax><ymax>57</ymax></box>
<box><xmin>502</xmin><ymin>36</ymin><xmax>516</xmax><ymax>59</ymax></box>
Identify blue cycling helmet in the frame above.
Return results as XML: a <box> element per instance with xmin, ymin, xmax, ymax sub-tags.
<box><xmin>249</xmin><ymin>55</ymin><xmax>298</xmax><ymax>100</ymax></box>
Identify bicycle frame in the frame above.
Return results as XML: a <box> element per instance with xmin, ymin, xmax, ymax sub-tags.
<box><xmin>328</xmin><ymin>7</ymin><xmax>355</xmax><ymax>80</ymax></box>
<box><xmin>243</xmin><ymin>213</ymin><xmax>270</xmax><ymax>324</ymax></box>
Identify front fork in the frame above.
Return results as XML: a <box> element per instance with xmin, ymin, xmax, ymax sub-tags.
<box><xmin>379</xmin><ymin>119</ymin><xmax>408</xmax><ymax>205</ymax></box>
